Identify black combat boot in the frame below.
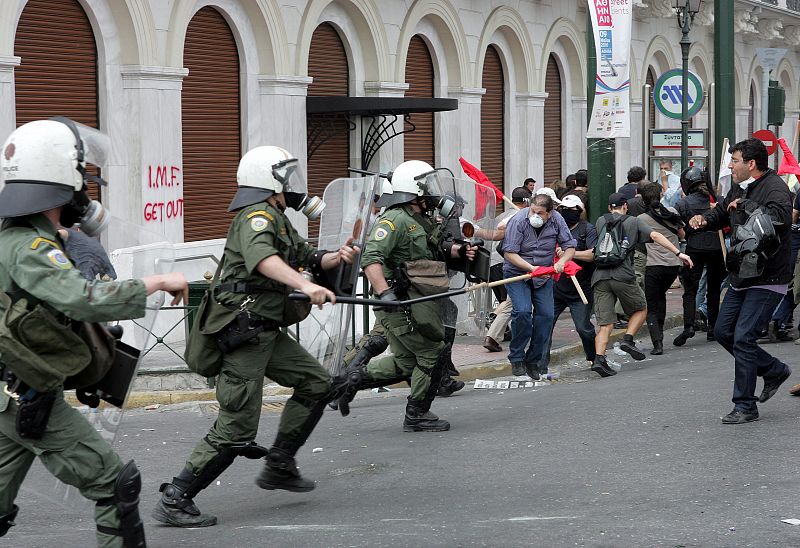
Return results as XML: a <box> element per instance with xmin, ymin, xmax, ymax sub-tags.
<box><xmin>403</xmin><ymin>398</ymin><xmax>450</xmax><ymax>432</ymax></box>
<box><xmin>647</xmin><ymin>321</ymin><xmax>663</xmax><ymax>355</ymax></box>
<box><xmin>256</xmin><ymin>447</ymin><xmax>315</xmax><ymax>492</ymax></box>
<box><xmin>673</xmin><ymin>327</ymin><xmax>695</xmax><ymax>347</ymax></box>
<box><xmin>437</xmin><ymin>376</ymin><xmax>465</xmax><ymax>397</ymax></box>
<box><xmin>151</xmin><ymin>469</ymin><xmax>218</xmax><ymax>528</ymax></box>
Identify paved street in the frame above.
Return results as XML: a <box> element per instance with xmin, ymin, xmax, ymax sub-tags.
<box><xmin>14</xmin><ymin>327</ymin><xmax>800</xmax><ymax>547</ymax></box>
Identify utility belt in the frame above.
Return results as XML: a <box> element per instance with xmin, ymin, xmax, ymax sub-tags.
<box><xmin>0</xmin><ymin>362</ymin><xmax>57</xmax><ymax>440</ymax></box>
<box><xmin>216</xmin><ymin>309</ymin><xmax>280</xmax><ymax>354</ymax></box>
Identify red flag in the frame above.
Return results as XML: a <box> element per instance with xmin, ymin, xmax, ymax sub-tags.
<box><xmin>458</xmin><ymin>157</ymin><xmax>504</xmax><ymax>220</ymax></box>
<box><xmin>530</xmin><ymin>259</ymin><xmax>582</xmax><ymax>282</ymax></box>
<box><xmin>777</xmin><ymin>138</ymin><xmax>800</xmax><ymax>176</ymax></box>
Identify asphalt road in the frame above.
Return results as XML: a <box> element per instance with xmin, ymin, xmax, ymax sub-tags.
<box><xmin>12</xmin><ymin>329</ymin><xmax>800</xmax><ymax>547</ymax></box>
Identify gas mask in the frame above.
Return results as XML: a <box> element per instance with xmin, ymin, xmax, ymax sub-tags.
<box><xmin>436</xmin><ymin>195</ymin><xmax>457</xmax><ymax>218</ymax></box>
<box><xmin>284</xmin><ymin>192</ymin><xmax>326</xmax><ymax>220</ymax></box>
<box><xmin>59</xmin><ymin>188</ymin><xmax>108</xmax><ymax>236</ymax></box>
<box><xmin>529</xmin><ymin>214</ymin><xmax>545</xmax><ymax>228</ymax></box>
<box><xmin>560</xmin><ymin>209</ymin><xmax>582</xmax><ymax>226</ymax></box>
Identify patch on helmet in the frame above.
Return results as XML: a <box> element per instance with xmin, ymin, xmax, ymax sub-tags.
<box><xmin>46</xmin><ymin>249</ymin><xmax>72</xmax><ymax>270</ymax></box>
<box><xmin>3</xmin><ymin>143</ymin><xmax>14</xmax><ymax>161</ymax></box>
<box><xmin>374</xmin><ymin>227</ymin><xmax>389</xmax><ymax>241</ymax></box>
<box><xmin>250</xmin><ymin>216</ymin><xmax>269</xmax><ymax>232</ymax></box>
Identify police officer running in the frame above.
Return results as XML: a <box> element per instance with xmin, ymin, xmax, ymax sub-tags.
<box><xmin>340</xmin><ymin>161</ymin><xmax>476</xmax><ymax>431</ymax></box>
<box><xmin>0</xmin><ymin>118</ymin><xmax>189</xmax><ymax>547</ymax></box>
<box><xmin>152</xmin><ymin>146</ymin><xmax>359</xmax><ymax>527</ymax></box>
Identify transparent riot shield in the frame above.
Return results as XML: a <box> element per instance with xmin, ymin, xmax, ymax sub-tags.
<box><xmin>22</xmin><ymin>218</ymin><xmax>173</xmax><ymax>509</ymax></box>
<box><xmin>290</xmin><ymin>175</ymin><xmax>378</xmax><ymax>376</ymax></box>
<box><xmin>434</xmin><ymin>174</ymin><xmax>497</xmax><ymax>335</ymax></box>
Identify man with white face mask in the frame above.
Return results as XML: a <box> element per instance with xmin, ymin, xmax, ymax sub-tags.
<box><xmin>501</xmin><ymin>194</ymin><xmax>576</xmax><ymax>379</ymax></box>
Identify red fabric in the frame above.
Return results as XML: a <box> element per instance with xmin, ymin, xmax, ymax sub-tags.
<box><xmin>529</xmin><ymin>260</ymin><xmax>582</xmax><ymax>282</ymax></box>
<box><xmin>458</xmin><ymin>157</ymin><xmax>504</xmax><ymax>220</ymax></box>
<box><xmin>777</xmin><ymin>138</ymin><xmax>800</xmax><ymax>176</ymax></box>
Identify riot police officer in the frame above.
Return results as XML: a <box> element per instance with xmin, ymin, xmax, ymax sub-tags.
<box><xmin>0</xmin><ymin>118</ymin><xmax>189</xmax><ymax>547</ymax></box>
<box><xmin>345</xmin><ymin>160</ymin><xmax>475</xmax><ymax>431</ymax></box>
<box><xmin>152</xmin><ymin>146</ymin><xmax>359</xmax><ymax>527</ymax></box>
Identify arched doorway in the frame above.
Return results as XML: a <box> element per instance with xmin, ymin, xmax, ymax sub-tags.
<box><xmin>481</xmin><ymin>45</ymin><xmax>505</xmax><ymax>205</ymax></box>
<box><xmin>404</xmin><ymin>35</ymin><xmax>435</xmax><ymax>166</ymax></box>
<box><xmin>181</xmin><ymin>6</ymin><xmax>241</xmax><ymax>241</ymax></box>
<box><xmin>543</xmin><ymin>54</ymin><xmax>563</xmax><ymax>185</ymax></box>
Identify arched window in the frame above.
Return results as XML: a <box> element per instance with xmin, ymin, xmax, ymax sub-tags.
<box><xmin>543</xmin><ymin>55</ymin><xmax>563</xmax><ymax>184</ymax></box>
<box><xmin>404</xmin><ymin>35</ymin><xmax>435</xmax><ymax>165</ymax></box>
<box><xmin>182</xmin><ymin>7</ymin><xmax>241</xmax><ymax>241</ymax></box>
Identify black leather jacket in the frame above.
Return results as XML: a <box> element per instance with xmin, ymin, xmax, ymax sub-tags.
<box><xmin>676</xmin><ymin>192</ymin><xmax>722</xmax><ymax>252</ymax></box>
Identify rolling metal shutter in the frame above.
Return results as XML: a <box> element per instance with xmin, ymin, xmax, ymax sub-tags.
<box><xmin>182</xmin><ymin>7</ymin><xmax>241</xmax><ymax>242</ymax></box>
<box><xmin>404</xmin><ymin>35</ymin><xmax>435</xmax><ymax>165</ymax></box>
<box><xmin>748</xmin><ymin>85</ymin><xmax>755</xmax><ymax>136</ymax></box>
<box><xmin>307</xmin><ymin>23</ymin><xmax>350</xmax><ymax>240</ymax></box>
<box><xmin>481</xmin><ymin>45</ymin><xmax>505</xmax><ymax>211</ymax></box>
<box><xmin>647</xmin><ymin>69</ymin><xmax>656</xmax><ymax>130</ymax></box>
<box><xmin>543</xmin><ymin>55</ymin><xmax>562</xmax><ymax>185</ymax></box>
<box><xmin>14</xmin><ymin>0</ymin><xmax>99</xmax><ymax>199</ymax></box>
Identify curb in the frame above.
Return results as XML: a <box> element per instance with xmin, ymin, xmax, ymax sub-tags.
<box><xmin>76</xmin><ymin>313</ymin><xmax>683</xmax><ymax>409</ymax></box>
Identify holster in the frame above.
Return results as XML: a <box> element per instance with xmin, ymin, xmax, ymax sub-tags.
<box><xmin>16</xmin><ymin>391</ymin><xmax>56</xmax><ymax>439</ymax></box>
<box><xmin>217</xmin><ymin>311</ymin><xmax>278</xmax><ymax>354</ymax></box>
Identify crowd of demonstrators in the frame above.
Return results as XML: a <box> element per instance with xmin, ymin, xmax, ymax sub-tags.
<box><xmin>542</xmin><ymin>194</ymin><xmax>597</xmax><ymax>370</ymax></box>
<box><xmin>637</xmin><ymin>182</ymin><xmax>686</xmax><ymax>355</ymax></box>
<box><xmin>675</xmin><ymin>167</ymin><xmax>726</xmax><ymax>345</ymax></box>
<box><xmin>690</xmin><ymin>138</ymin><xmax>793</xmax><ymax>424</ymax></box>
<box><xmin>589</xmin><ymin>193</ymin><xmax>693</xmax><ymax>377</ymax></box>
<box><xmin>659</xmin><ymin>159</ymin><xmax>682</xmax><ymax>208</ymax></box>
<box><xmin>618</xmin><ymin>166</ymin><xmax>647</xmax><ymax>201</ymax></box>
<box><xmin>502</xmin><ymin>193</ymin><xmax>576</xmax><ymax>379</ymax></box>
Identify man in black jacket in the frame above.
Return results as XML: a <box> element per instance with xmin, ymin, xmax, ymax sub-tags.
<box><xmin>690</xmin><ymin>138</ymin><xmax>792</xmax><ymax>424</ymax></box>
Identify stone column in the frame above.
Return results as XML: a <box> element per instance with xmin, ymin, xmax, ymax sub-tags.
<box><xmin>513</xmin><ymin>92</ymin><xmax>547</xmax><ymax>194</ymax></box>
<box><xmin>0</xmin><ymin>56</ymin><xmax>20</xmax><ymax>142</ymax></box>
<box><xmin>443</xmin><ymin>87</ymin><xmax>485</xmax><ymax>176</ymax></box>
<box><xmin>734</xmin><ymin>106</ymin><xmax>751</xmax><ymax>143</ymax></box>
<box><xmin>570</xmin><ymin>97</ymin><xmax>588</xmax><ymax>172</ymax></box>
<box><xmin>118</xmin><ymin>65</ymin><xmax>188</xmax><ymax>247</ymax></box>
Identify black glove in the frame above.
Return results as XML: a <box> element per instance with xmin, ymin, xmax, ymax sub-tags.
<box><xmin>374</xmin><ymin>288</ymin><xmax>399</xmax><ymax>312</ymax></box>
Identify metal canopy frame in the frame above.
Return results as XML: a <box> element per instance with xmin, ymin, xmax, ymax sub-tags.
<box><xmin>306</xmin><ymin>96</ymin><xmax>458</xmax><ymax>170</ymax></box>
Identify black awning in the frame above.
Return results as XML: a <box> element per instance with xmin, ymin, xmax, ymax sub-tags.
<box><xmin>306</xmin><ymin>96</ymin><xmax>458</xmax><ymax>116</ymax></box>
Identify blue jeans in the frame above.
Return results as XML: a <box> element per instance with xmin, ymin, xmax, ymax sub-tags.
<box><xmin>505</xmin><ymin>274</ymin><xmax>554</xmax><ymax>371</ymax></box>
<box><xmin>542</xmin><ymin>295</ymin><xmax>596</xmax><ymax>370</ymax></box>
<box><xmin>715</xmin><ymin>288</ymin><xmax>790</xmax><ymax>411</ymax></box>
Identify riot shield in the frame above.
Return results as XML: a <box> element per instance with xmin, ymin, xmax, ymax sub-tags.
<box><xmin>434</xmin><ymin>174</ymin><xmax>497</xmax><ymax>335</ymax></box>
<box><xmin>290</xmin><ymin>175</ymin><xmax>378</xmax><ymax>376</ymax></box>
<box><xmin>22</xmin><ymin>218</ymin><xmax>174</xmax><ymax>509</ymax></box>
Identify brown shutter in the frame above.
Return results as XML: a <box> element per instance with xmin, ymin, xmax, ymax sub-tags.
<box><xmin>646</xmin><ymin>69</ymin><xmax>656</xmax><ymax>130</ymax></box>
<box><xmin>543</xmin><ymin>55</ymin><xmax>562</xmax><ymax>185</ymax></box>
<box><xmin>14</xmin><ymin>0</ymin><xmax>99</xmax><ymax>199</ymax></box>
<box><xmin>404</xmin><ymin>35</ymin><xmax>435</xmax><ymax>165</ymax></box>
<box><xmin>748</xmin><ymin>85</ymin><xmax>755</xmax><ymax>136</ymax></box>
<box><xmin>307</xmin><ymin>23</ymin><xmax>350</xmax><ymax>240</ymax></box>
<box><xmin>182</xmin><ymin>7</ymin><xmax>241</xmax><ymax>242</ymax></box>
<box><xmin>481</xmin><ymin>45</ymin><xmax>504</xmax><ymax>214</ymax></box>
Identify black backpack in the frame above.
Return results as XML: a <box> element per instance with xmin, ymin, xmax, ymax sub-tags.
<box><xmin>593</xmin><ymin>214</ymin><xmax>629</xmax><ymax>268</ymax></box>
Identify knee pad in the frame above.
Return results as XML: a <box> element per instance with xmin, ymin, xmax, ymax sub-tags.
<box><xmin>96</xmin><ymin>460</ymin><xmax>146</xmax><ymax>548</ymax></box>
<box><xmin>0</xmin><ymin>505</ymin><xmax>19</xmax><ymax>537</ymax></box>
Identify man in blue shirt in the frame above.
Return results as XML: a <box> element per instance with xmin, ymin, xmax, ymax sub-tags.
<box><xmin>502</xmin><ymin>193</ymin><xmax>576</xmax><ymax>378</ymax></box>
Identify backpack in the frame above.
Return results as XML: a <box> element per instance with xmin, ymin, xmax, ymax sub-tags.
<box><xmin>593</xmin><ymin>213</ymin><xmax>629</xmax><ymax>268</ymax></box>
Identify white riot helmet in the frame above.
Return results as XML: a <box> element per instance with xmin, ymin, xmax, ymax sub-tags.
<box><xmin>229</xmin><ymin>145</ymin><xmax>324</xmax><ymax>218</ymax></box>
<box><xmin>0</xmin><ymin>117</ymin><xmax>110</xmax><ymax>235</ymax></box>
<box><xmin>377</xmin><ymin>160</ymin><xmax>442</xmax><ymax>208</ymax></box>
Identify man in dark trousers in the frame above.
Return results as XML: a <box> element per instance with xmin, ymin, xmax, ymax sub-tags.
<box><xmin>690</xmin><ymin>138</ymin><xmax>793</xmax><ymax>424</ymax></box>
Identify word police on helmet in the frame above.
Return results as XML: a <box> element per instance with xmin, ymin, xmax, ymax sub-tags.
<box><xmin>0</xmin><ymin>117</ymin><xmax>110</xmax><ymax>235</ymax></box>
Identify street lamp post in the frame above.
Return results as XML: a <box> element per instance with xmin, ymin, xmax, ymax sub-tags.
<box><xmin>674</xmin><ymin>0</ymin><xmax>703</xmax><ymax>171</ymax></box>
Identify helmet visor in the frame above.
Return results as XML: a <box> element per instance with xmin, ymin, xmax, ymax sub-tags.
<box><xmin>272</xmin><ymin>158</ymin><xmax>307</xmax><ymax>194</ymax></box>
<box><xmin>75</xmin><ymin>122</ymin><xmax>110</xmax><ymax>168</ymax></box>
<box><xmin>414</xmin><ymin>170</ymin><xmax>444</xmax><ymax>199</ymax></box>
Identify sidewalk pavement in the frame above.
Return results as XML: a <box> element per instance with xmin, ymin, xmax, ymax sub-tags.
<box><xmin>71</xmin><ymin>288</ymin><xmax>687</xmax><ymax>408</ymax></box>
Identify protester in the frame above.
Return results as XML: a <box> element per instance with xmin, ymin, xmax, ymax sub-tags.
<box><xmin>542</xmin><ymin>194</ymin><xmax>597</xmax><ymax>369</ymax></box>
<box><xmin>502</xmin><ymin>194</ymin><xmax>576</xmax><ymax>379</ymax></box>
<box><xmin>675</xmin><ymin>167</ymin><xmax>726</xmax><ymax>344</ymax></box>
<box><xmin>767</xmin><ymin>189</ymin><xmax>800</xmax><ymax>341</ymax></box>
<box><xmin>619</xmin><ymin>166</ymin><xmax>646</xmax><ymax>201</ymax></box>
<box><xmin>524</xmin><ymin>177</ymin><xmax>536</xmax><ymax>195</ymax></box>
<box><xmin>564</xmin><ymin>169</ymin><xmax>588</xmax><ymax>207</ymax></box>
<box><xmin>638</xmin><ymin>182</ymin><xmax>686</xmax><ymax>355</ymax></box>
<box><xmin>689</xmin><ymin>138</ymin><xmax>792</xmax><ymax>424</ymax></box>
<box><xmin>659</xmin><ymin>160</ymin><xmax>682</xmax><ymax>208</ymax></box>
<box><xmin>590</xmin><ymin>193</ymin><xmax>693</xmax><ymax>377</ymax></box>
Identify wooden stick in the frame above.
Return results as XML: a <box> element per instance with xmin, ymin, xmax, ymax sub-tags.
<box><xmin>718</xmin><ymin>230</ymin><xmax>727</xmax><ymax>261</ymax></box>
<box><xmin>570</xmin><ymin>276</ymin><xmax>589</xmax><ymax>305</ymax></box>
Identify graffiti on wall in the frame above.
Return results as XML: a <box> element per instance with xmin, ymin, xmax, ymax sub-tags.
<box><xmin>144</xmin><ymin>165</ymin><xmax>183</xmax><ymax>222</ymax></box>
